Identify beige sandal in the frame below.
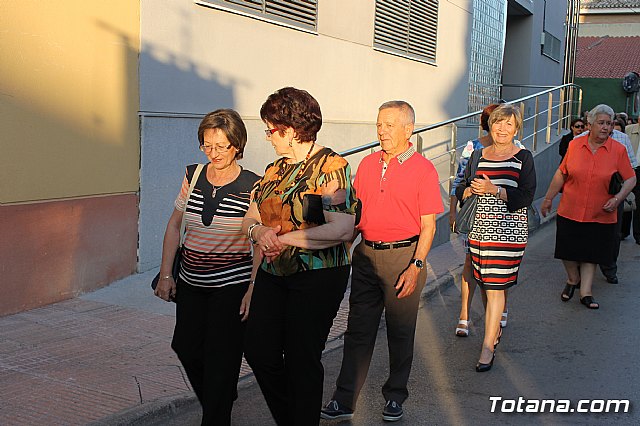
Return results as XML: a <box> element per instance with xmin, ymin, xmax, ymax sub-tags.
<box><xmin>455</xmin><ymin>319</ymin><xmax>470</xmax><ymax>337</ymax></box>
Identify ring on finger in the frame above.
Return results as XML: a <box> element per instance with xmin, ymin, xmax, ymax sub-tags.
<box><xmin>265</xmin><ymin>245</ymin><xmax>270</xmax><ymax>250</ymax></box>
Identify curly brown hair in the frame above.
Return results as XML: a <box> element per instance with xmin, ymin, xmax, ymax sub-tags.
<box><xmin>260</xmin><ymin>87</ymin><xmax>322</xmax><ymax>142</ymax></box>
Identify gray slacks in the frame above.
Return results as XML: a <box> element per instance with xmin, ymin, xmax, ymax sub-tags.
<box><xmin>332</xmin><ymin>240</ymin><xmax>427</xmax><ymax>410</ymax></box>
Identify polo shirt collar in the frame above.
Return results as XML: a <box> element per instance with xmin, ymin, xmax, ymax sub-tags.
<box><xmin>379</xmin><ymin>143</ymin><xmax>416</xmax><ymax>165</ymax></box>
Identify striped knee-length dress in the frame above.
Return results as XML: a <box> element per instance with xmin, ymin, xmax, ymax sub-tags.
<box><xmin>468</xmin><ymin>156</ymin><xmax>528</xmax><ymax>290</ymax></box>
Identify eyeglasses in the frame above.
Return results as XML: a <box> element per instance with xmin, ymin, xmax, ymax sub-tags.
<box><xmin>264</xmin><ymin>128</ymin><xmax>279</xmax><ymax>137</ymax></box>
<box><xmin>573</xmin><ymin>124</ymin><xmax>585</xmax><ymax>129</ymax></box>
<box><xmin>200</xmin><ymin>144</ymin><xmax>232</xmax><ymax>153</ymax></box>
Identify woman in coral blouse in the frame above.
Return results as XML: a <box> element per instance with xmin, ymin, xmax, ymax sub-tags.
<box><xmin>541</xmin><ymin>104</ymin><xmax>636</xmax><ymax>309</ymax></box>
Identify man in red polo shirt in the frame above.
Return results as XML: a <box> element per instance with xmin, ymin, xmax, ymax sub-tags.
<box><xmin>321</xmin><ymin>101</ymin><xmax>443</xmax><ymax>422</ymax></box>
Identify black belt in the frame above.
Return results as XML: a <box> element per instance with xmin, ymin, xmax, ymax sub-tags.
<box><xmin>364</xmin><ymin>235</ymin><xmax>419</xmax><ymax>250</ymax></box>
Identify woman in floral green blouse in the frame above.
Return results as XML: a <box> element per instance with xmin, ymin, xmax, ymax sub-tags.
<box><xmin>242</xmin><ymin>87</ymin><xmax>356</xmax><ymax>426</ymax></box>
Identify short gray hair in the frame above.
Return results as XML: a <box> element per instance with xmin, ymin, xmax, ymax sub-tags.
<box><xmin>587</xmin><ymin>104</ymin><xmax>614</xmax><ymax>124</ymax></box>
<box><xmin>379</xmin><ymin>100</ymin><xmax>415</xmax><ymax>124</ymax></box>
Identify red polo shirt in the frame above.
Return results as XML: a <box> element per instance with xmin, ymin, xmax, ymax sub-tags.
<box><xmin>354</xmin><ymin>147</ymin><xmax>443</xmax><ymax>242</ymax></box>
<box><xmin>558</xmin><ymin>135</ymin><xmax>634</xmax><ymax>223</ymax></box>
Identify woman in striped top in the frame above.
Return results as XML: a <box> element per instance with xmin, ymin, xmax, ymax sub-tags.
<box><xmin>155</xmin><ymin>109</ymin><xmax>260</xmax><ymax>425</ymax></box>
<box><xmin>455</xmin><ymin>104</ymin><xmax>536</xmax><ymax>372</ymax></box>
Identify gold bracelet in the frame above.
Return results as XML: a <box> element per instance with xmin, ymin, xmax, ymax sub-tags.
<box><xmin>159</xmin><ymin>275</ymin><xmax>173</xmax><ymax>280</ymax></box>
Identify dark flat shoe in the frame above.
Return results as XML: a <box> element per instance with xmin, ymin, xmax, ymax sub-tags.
<box><xmin>561</xmin><ymin>282</ymin><xmax>579</xmax><ymax>302</ymax></box>
<box><xmin>580</xmin><ymin>296</ymin><xmax>599</xmax><ymax>309</ymax></box>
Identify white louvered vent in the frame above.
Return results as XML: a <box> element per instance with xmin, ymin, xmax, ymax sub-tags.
<box><xmin>374</xmin><ymin>0</ymin><xmax>439</xmax><ymax>63</ymax></box>
<box><xmin>199</xmin><ymin>0</ymin><xmax>317</xmax><ymax>31</ymax></box>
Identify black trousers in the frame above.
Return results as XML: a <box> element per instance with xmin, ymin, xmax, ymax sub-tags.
<box><xmin>332</xmin><ymin>241</ymin><xmax>426</xmax><ymax>410</ymax></box>
<box><xmin>244</xmin><ymin>266</ymin><xmax>350</xmax><ymax>426</ymax></box>
<box><xmin>621</xmin><ymin>167</ymin><xmax>640</xmax><ymax>242</ymax></box>
<box><xmin>171</xmin><ymin>280</ymin><xmax>248</xmax><ymax>426</ymax></box>
<box><xmin>600</xmin><ymin>202</ymin><xmax>624</xmax><ymax>278</ymax></box>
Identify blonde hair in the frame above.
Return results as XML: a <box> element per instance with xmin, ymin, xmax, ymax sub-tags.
<box><xmin>488</xmin><ymin>103</ymin><xmax>523</xmax><ymax>132</ymax></box>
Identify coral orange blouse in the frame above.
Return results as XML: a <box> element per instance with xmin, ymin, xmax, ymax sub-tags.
<box><xmin>558</xmin><ymin>135</ymin><xmax>634</xmax><ymax>224</ymax></box>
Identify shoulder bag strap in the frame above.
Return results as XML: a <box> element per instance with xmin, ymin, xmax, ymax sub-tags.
<box><xmin>179</xmin><ymin>164</ymin><xmax>204</xmax><ymax>246</ymax></box>
<box><xmin>467</xmin><ymin>148</ymin><xmax>482</xmax><ymax>184</ymax></box>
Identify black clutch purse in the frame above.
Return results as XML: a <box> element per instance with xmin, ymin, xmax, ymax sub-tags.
<box><xmin>609</xmin><ymin>172</ymin><xmax>623</xmax><ymax>195</ymax></box>
<box><xmin>303</xmin><ymin>194</ymin><xmax>326</xmax><ymax>225</ymax></box>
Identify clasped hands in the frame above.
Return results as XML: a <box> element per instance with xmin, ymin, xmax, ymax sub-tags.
<box><xmin>464</xmin><ymin>174</ymin><xmax>497</xmax><ymax>199</ymax></box>
<box><xmin>255</xmin><ymin>180</ymin><xmax>345</xmax><ymax>262</ymax></box>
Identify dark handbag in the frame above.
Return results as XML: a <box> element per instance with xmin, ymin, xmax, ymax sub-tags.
<box><xmin>302</xmin><ymin>193</ymin><xmax>326</xmax><ymax>225</ymax></box>
<box><xmin>151</xmin><ymin>164</ymin><xmax>204</xmax><ymax>301</ymax></box>
<box><xmin>609</xmin><ymin>172</ymin><xmax>623</xmax><ymax>195</ymax></box>
<box><xmin>455</xmin><ymin>194</ymin><xmax>478</xmax><ymax>234</ymax></box>
<box><xmin>151</xmin><ymin>247</ymin><xmax>182</xmax><ymax>291</ymax></box>
<box><xmin>454</xmin><ymin>149</ymin><xmax>482</xmax><ymax>234</ymax></box>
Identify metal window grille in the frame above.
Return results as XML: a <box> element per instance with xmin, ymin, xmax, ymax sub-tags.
<box><xmin>373</xmin><ymin>0</ymin><xmax>439</xmax><ymax>63</ymax></box>
<box><xmin>541</xmin><ymin>31</ymin><xmax>561</xmax><ymax>62</ymax></box>
<box><xmin>466</xmin><ymin>0</ymin><xmax>507</xmax><ymax>121</ymax></box>
<box><xmin>198</xmin><ymin>0</ymin><xmax>318</xmax><ymax>31</ymax></box>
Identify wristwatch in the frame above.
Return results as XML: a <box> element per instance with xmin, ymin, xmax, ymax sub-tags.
<box><xmin>410</xmin><ymin>258</ymin><xmax>424</xmax><ymax>269</ymax></box>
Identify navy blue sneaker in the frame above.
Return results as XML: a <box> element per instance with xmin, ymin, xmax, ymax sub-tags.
<box><xmin>321</xmin><ymin>400</ymin><xmax>354</xmax><ymax>420</ymax></box>
<box><xmin>382</xmin><ymin>400</ymin><xmax>403</xmax><ymax>422</ymax></box>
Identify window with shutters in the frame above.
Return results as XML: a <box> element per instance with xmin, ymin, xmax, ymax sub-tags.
<box><xmin>196</xmin><ymin>0</ymin><xmax>317</xmax><ymax>32</ymax></box>
<box><xmin>373</xmin><ymin>0</ymin><xmax>439</xmax><ymax>64</ymax></box>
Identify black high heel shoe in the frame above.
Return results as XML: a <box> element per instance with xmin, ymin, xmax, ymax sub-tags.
<box><xmin>561</xmin><ymin>282</ymin><xmax>579</xmax><ymax>302</ymax></box>
<box><xmin>476</xmin><ymin>351</ymin><xmax>496</xmax><ymax>373</ymax></box>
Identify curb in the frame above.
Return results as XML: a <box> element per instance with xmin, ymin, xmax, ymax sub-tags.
<box><xmin>89</xmin><ymin>393</ymin><xmax>200</xmax><ymax>426</ymax></box>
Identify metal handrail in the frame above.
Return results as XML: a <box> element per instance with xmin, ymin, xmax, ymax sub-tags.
<box><xmin>339</xmin><ymin>83</ymin><xmax>582</xmax><ymax>158</ymax></box>
<box><xmin>338</xmin><ymin>83</ymin><xmax>582</xmax><ymax>194</ymax></box>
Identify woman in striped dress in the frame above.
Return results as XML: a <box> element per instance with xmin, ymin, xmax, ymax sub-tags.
<box><xmin>154</xmin><ymin>109</ymin><xmax>260</xmax><ymax>425</ymax></box>
<box><xmin>455</xmin><ymin>104</ymin><xmax>536</xmax><ymax>372</ymax></box>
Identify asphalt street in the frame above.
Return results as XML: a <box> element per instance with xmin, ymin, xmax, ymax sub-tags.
<box><xmin>156</xmin><ymin>221</ymin><xmax>640</xmax><ymax>425</ymax></box>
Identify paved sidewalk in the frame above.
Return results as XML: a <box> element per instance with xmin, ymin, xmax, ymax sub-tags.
<box><xmin>0</xmin><ymin>206</ymin><xmax>554</xmax><ymax>425</ymax></box>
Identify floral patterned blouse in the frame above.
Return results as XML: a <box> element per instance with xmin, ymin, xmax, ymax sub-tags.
<box><xmin>253</xmin><ymin>146</ymin><xmax>357</xmax><ymax>276</ymax></box>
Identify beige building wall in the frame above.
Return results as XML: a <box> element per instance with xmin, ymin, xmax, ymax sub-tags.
<box><xmin>0</xmin><ymin>1</ymin><xmax>140</xmax><ymax>203</ymax></box>
<box><xmin>140</xmin><ymin>0</ymin><xmax>473</xmax><ymax>163</ymax></box>
<box><xmin>0</xmin><ymin>1</ymin><xmax>140</xmax><ymax>315</ymax></box>
<box><xmin>579</xmin><ymin>11</ymin><xmax>640</xmax><ymax>36</ymax></box>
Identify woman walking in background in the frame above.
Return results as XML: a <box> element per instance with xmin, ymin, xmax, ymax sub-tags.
<box><xmin>558</xmin><ymin>117</ymin><xmax>586</xmax><ymax>160</ymax></box>
<box><xmin>541</xmin><ymin>104</ymin><xmax>636</xmax><ymax>310</ymax></box>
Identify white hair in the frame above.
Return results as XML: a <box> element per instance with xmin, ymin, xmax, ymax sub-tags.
<box><xmin>587</xmin><ymin>104</ymin><xmax>614</xmax><ymax>124</ymax></box>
